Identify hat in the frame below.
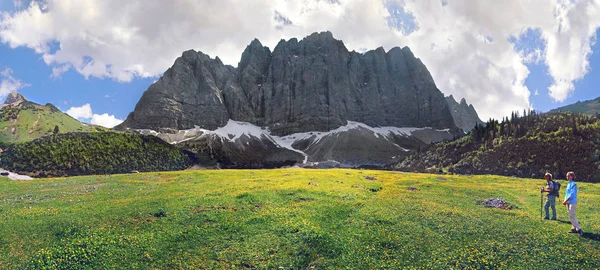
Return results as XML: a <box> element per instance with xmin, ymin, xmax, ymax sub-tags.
<box><xmin>544</xmin><ymin>173</ymin><xmax>552</xmax><ymax>180</ymax></box>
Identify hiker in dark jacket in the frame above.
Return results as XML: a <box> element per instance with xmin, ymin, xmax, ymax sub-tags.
<box><xmin>540</xmin><ymin>173</ymin><xmax>557</xmax><ymax>220</ymax></box>
<box><xmin>563</xmin><ymin>171</ymin><xmax>583</xmax><ymax>236</ymax></box>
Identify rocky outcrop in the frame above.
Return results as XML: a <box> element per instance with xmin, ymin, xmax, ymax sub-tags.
<box><xmin>116</xmin><ymin>31</ymin><xmax>457</xmax><ymax>135</ymax></box>
<box><xmin>2</xmin><ymin>92</ymin><xmax>26</xmax><ymax>106</ymax></box>
<box><xmin>445</xmin><ymin>95</ymin><xmax>483</xmax><ymax>132</ymax></box>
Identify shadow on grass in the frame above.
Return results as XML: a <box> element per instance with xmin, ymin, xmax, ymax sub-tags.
<box><xmin>554</xmin><ymin>219</ymin><xmax>572</xmax><ymax>225</ymax></box>
<box><xmin>581</xmin><ymin>232</ymin><xmax>600</xmax><ymax>241</ymax></box>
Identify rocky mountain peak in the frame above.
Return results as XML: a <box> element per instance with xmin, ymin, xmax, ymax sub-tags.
<box><xmin>239</xmin><ymin>38</ymin><xmax>271</xmax><ymax>72</ymax></box>
<box><xmin>181</xmin><ymin>49</ymin><xmax>198</xmax><ymax>61</ymax></box>
<box><xmin>118</xmin><ymin>31</ymin><xmax>459</xmax><ymax>135</ymax></box>
<box><xmin>445</xmin><ymin>95</ymin><xmax>483</xmax><ymax>132</ymax></box>
<box><xmin>303</xmin><ymin>31</ymin><xmax>335</xmax><ymax>42</ymax></box>
<box><xmin>248</xmin><ymin>38</ymin><xmax>264</xmax><ymax>48</ymax></box>
<box><xmin>3</xmin><ymin>92</ymin><xmax>27</xmax><ymax>105</ymax></box>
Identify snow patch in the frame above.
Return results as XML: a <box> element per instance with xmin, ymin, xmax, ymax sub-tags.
<box><xmin>136</xmin><ymin>120</ymin><xmax>452</xmax><ymax>165</ymax></box>
<box><xmin>135</xmin><ymin>129</ymin><xmax>159</xmax><ymax>136</ymax></box>
<box><xmin>275</xmin><ymin>121</ymin><xmax>424</xmax><ymax>148</ymax></box>
<box><xmin>271</xmin><ymin>135</ymin><xmax>309</xmax><ymax>164</ymax></box>
<box><xmin>213</xmin><ymin>120</ymin><xmax>269</xmax><ymax>142</ymax></box>
<box><xmin>0</xmin><ymin>169</ymin><xmax>33</xmax><ymax>180</ymax></box>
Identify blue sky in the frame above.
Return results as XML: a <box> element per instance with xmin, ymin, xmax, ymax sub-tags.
<box><xmin>523</xmin><ymin>29</ymin><xmax>600</xmax><ymax>113</ymax></box>
<box><xmin>1</xmin><ymin>0</ymin><xmax>600</xmax><ymax>127</ymax></box>
<box><xmin>0</xmin><ymin>43</ymin><xmax>153</xmax><ymax>125</ymax></box>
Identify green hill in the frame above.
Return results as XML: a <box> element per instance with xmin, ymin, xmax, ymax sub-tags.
<box><xmin>0</xmin><ymin>169</ymin><xmax>599</xmax><ymax>269</ymax></box>
<box><xmin>397</xmin><ymin>111</ymin><xmax>600</xmax><ymax>182</ymax></box>
<box><xmin>0</xmin><ymin>93</ymin><xmax>100</xmax><ymax>143</ymax></box>
<box><xmin>549</xmin><ymin>95</ymin><xmax>600</xmax><ymax>116</ymax></box>
<box><xmin>0</xmin><ymin>132</ymin><xmax>194</xmax><ymax>177</ymax></box>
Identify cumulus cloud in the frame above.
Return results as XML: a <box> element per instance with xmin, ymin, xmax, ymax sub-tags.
<box><xmin>0</xmin><ymin>67</ymin><xmax>29</xmax><ymax>97</ymax></box>
<box><xmin>91</xmin><ymin>113</ymin><xmax>123</xmax><ymax>128</ymax></box>
<box><xmin>543</xmin><ymin>0</ymin><xmax>600</xmax><ymax>102</ymax></box>
<box><xmin>1</xmin><ymin>0</ymin><xmax>600</xmax><ymax>120</ymax></box>
<box><xmin>66</xmin><ymin>103</ymin><xmax>123</xmax><ymax>128</ymax></box>
<box><xmin>66</xmin><ymin>103</ymin><xmax>93</xmax><ymax>119</ymax></box>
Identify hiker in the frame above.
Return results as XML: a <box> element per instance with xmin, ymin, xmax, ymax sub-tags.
<box><xmin>540</xmin><ymin>173</ymin><xmax>557</xmax><ymax>220</ymax></box>
<box><xmin>562</xmin><ymin>171</ymin><xmax>583</xmax><ymax>236</ymax></box>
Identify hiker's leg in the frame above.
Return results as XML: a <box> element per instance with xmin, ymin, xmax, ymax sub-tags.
<box><xmin>567</xmin><ymin>204</ymin><xmax>575</xmax><ymax>229</ymax></box>
<box><xmin>568</xmin><ymin>204</ymin><xmax>581</xmax><ymax>230</ymax></box>
<box><xmin>549</xmin><ymin>197</ymin><xmax>556</xmax><ymax>219</ymax></box>
<box><xmin>544</xmin><ymin>198</ymin><xmax>550</xmax><ymax>219</ymax></box>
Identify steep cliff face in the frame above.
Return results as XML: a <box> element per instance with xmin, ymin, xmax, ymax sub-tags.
<box><xmin>445</xmin><ymin>95</ymin><xmax>484</xmax><ymax>132</ymax></box>
<box><xmin>119</xmin><ymin>51</ymin><xmax>233</xmax><ymax>131</ymax></box>
<box><xmin>117</xmin><ymin>31</ymin><xmax>456</xmax><ymax>135</ymax></box>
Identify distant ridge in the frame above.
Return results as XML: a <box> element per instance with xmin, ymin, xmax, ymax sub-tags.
<box><xmin>549</xmin><ymin>95</ymin><xmax>600</xmax><ymax>116</ymax></box>
<box><xmin>0</xmin><ymin>93</ymin><xmax>96</xmax><ymax>143</ymax></box>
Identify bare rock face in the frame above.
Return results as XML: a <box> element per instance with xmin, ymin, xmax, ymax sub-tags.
<box><xmin>117</xmin><ymin>31</ymin><xmax>457</xmax><ymax>135</ymax></box>
<box><xmin>119</xmin><ymin>51</ymin><xmax>233</xmax><ymax>130</ymax></box>
<box><xmin>445</xmin><ymin>95</ymin><xmax>484</xmax><ymax>132</ymax></box>
<box><xmin>3</xmin><ymin>92</ymin><xmax>27</xmax><ymax>106</ymax></box>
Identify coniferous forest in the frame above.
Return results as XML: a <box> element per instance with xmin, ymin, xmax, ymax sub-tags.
<box><xmin>0</xmin><ymin>132</ymin><xmax>194</xmax><ymax>177</ymax></box>
<box><xmin>397</xmin><ymin>111</ymin><xmax>600</xmax><ymax>182</ymax></box>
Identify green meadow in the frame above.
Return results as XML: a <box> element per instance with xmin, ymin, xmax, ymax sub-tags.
<box><xmin>1</xmin><ymin>169</ymin><xmax>599</xmax><ymax>269</ymax></box>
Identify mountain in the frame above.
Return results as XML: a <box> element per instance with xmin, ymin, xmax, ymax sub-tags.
<box><xmin>116</xmin><ymin>32</ymin><xmax>465</xmax><ymax>168</ymax></box>
<box><xmin>445</xmin><ymin>95</ymin><xmax>484</xmax><ymax>132</ymax></box>
<box><xmin>396</xmin><ymin>111</ymin><xmax>600</xmax><ymax>182</ymax></box>
<box><xmin>549</xmin><ymin>95</ymin><xmax>600</xmax><ymax>116</ymax></box>
<box><xmin>0</xmin><ymin>93</ymin><xmax>99</xmax><ymax>143</ymax></box>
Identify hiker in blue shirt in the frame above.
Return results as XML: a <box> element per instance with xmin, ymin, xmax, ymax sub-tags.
<box><xmin>540</xmin><ymin>173</ymin><xmax>557</xmax><ymax>220</ymax></box>
<box><xmin>562</xmin><ymin>171</ymin><xmax>583</xmax><ymax>236</ymax></box>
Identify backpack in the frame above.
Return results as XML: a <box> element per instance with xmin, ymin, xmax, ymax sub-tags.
<box><xmin>550</xmin><ymin>180</ymin><xmax>561</xmax><ymax>196</ymax></box>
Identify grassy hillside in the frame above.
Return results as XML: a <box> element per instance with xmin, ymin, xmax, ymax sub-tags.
<box><xmin>0</xmin><ymin>132</ymin><xmax>194</xmax><ymax>177</ymax></box>
<box><xmin>550</xmin><ymin>96</ymin><xmax>600</xmax><ymax>116</ymax></box>
<box><xmin>0</xmin><ymin>101</ymin><xmax>101</xmax><ymax>143</ymax></box>
<box><xmin>397</xmin><ymin>111</ymin><xmax>600</xmax><ymax>182</ymax></box>
<box><xmin>1</xmin><ymin>169</ymin><xmax>599</xmax><ymax>269</ymax></box>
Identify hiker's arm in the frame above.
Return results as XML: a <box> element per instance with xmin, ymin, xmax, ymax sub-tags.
<box><xmin>563</xmin><ymin>189</ymin><xmax>571</xmax><ymax>205</ymax></box>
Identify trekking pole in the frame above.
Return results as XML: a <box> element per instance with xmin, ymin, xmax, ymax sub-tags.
<box><xmin>540</xmin><ymin>188</ymin><xmax>543</xmax><ymax>220</ymax></box>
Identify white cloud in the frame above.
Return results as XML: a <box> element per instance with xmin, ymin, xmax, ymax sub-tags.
<box><xmin>534</xmin><ymin>89</ymin><xmax>540</xmax><ymax>96</ymax></box>
<box><xmin>65</xmin><ymin>103</ymin><xmax>123</xmax><ymax>128</ymax></box>
<box><xmin>542</xmin><ymin>0</ymin><xmax>600</xmax><ymax>102</ymax></box>
<box><xmin>1</xmin><ymin>0</ymin><xmax>600</xmax><ymax>120</ymax></box>
<box><xmin>12</xmin><ymin>0</ymin><xmax>24</xmax><ymax>9</ymax></box>
<box><xmin>50</xmin><ymin>64</ymin><xmax>70</xmax><ymax>79</ymax></box>
<box><xmin>91</xmin><ymin>113</ymin><xmax>123</xmax><ymax>128</ymax></box>
<box><xmin>0</xmin><ymin>67</ymin><xmax>29</xmax><ymax>97</ymax></box>
<box><xmin>66</xmin><ymin>103</ymin><xmax>93</xmax><ymax>119</ymax></box>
